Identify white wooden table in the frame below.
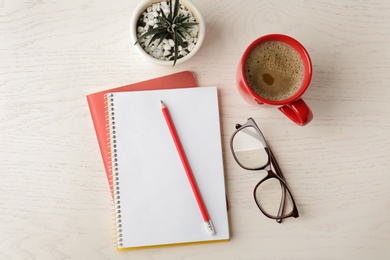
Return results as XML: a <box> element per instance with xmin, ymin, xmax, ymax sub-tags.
<box><xmin>1</xmin><ymin>0</ymin><xmax>389</xmax><ymax>259</ymax></box>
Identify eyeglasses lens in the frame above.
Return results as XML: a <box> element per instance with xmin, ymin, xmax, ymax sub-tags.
<box><xmin>232</xmin><ymin>126</ymin><xmax>268</xmax><ymax>169</ymax></box>
<box><xmin>254</xmin><ymin>179</ymin><xmax>294</xmax><ymax>218</ymax></box>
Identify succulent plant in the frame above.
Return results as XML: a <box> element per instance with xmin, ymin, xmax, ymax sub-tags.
<box><xmin>135</xmin><ymin>0</ymin><xmax>198</xmax><ymax>66</ymax></box>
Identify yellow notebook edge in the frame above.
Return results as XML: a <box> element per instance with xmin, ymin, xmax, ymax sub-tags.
<box><xmin>116</xmin><ymin>238</ymin><xmax>230</xmax><ymax>251</ymax></box>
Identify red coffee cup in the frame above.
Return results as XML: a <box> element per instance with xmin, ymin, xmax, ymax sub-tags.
<box><xmin>237</xmin><ymin>34</ymin><xmax>313</xmax><ymax>126</ymax></box>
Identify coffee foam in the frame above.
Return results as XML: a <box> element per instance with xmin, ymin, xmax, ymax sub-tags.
<box><xmin>244</xmin><ymin>41</ymin><xmax>305</xmax><ymax>101</ymax></box>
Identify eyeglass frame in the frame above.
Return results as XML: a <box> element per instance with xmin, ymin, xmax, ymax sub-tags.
<box><xmin>230</xmin><ymin>118</ymin><xmax>299</xmax><ymax>223</ymax></box>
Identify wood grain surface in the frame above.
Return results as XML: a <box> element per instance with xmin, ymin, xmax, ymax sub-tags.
<box><xmin>1</xmin><ymin>0</ymin><xmax>389</xmax><ymax>259</ymax></box>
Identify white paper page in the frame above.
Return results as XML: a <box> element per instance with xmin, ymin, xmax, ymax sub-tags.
<box><xmin>108</xmin><ymin>87</ymin><xmax>229</xmax><ymax>248</ymax></box>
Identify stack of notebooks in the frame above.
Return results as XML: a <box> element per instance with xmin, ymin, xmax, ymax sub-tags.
<box><xmin>87</xmin><ymin>71</ymin><xmax>230</xmax><ymax>250</ymax></box>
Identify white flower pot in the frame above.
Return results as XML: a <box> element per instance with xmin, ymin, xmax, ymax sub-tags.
<box><xmin>130</xmin><ymin>0</ymin><xmax>206</xmax><ymax>66</ymax></box>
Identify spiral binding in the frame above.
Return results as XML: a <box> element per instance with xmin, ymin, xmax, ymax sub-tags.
<box><xmin>104</xmin><ymin>97</ymin><xmax>113</xmax><ymax>191</ymax></box>
<box><xmin>105</xmin><ymin>93</ymin><xmax>123</xmax><ymax>248</ymax></box>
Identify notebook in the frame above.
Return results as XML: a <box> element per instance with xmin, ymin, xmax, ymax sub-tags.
<box><xmin>86</xmin><ymin>71</ymin><xmax>197</xmax><ymax>192</ymax></box>
<box><xmin>106</xmin><ymin>87</ymin><xmax>229</xmax><ymax>249</ymax></box>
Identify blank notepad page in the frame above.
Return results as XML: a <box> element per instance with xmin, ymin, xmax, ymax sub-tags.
<box><xmin>107</xmin><ymin>87</ymin><xmax>229</xmax><ymax>249</ymax></box>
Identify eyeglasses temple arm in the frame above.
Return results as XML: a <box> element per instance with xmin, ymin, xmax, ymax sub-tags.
<box><xmin>269</xmin><ymin>148</ymin><xmax>287</xmax><ymax>224</ymax></box>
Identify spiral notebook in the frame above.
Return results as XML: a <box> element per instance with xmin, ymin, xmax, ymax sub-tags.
<box><xmin>106</xmin><ymin>87</ymin><xmax>229</xmax><ymax>249</ymax></box>
<box><xmin>86</xmin><ymin>71</ymin><xmax>197</xmax><ymax>193</ymax></box>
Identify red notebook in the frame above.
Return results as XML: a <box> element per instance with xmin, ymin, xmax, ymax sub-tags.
<box><xmin>87</xmin><ymin>71</ymin><xmax>198</xmax><ymax>192</ymax></box>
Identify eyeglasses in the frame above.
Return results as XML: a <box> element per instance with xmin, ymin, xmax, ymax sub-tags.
<box><xmin>230</xmin><ymin>118</ymin><xmax>299</xmax><ymax>223</ymax></box>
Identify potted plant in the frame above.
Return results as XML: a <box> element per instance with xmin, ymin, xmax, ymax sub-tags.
<box><xmin>130</xmin><ymin>0</ymin><xmax>205</xmax><ymax>66</ymax></box>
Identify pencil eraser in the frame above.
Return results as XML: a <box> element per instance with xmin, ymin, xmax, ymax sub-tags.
<box><xmin>205</xmin><ymin>220</ymin><xmax>216</xmax><ymax>235</ymax></box>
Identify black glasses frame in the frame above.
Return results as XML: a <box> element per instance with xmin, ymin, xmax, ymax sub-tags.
<box><xmin>230</xmin><ymin>118</ymin><xmax>299</xmax><ymax>223</ymax></box>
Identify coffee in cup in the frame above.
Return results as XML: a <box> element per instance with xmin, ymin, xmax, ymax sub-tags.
<box><xmin>237</xmin><ymin>34</ymin><xmax>313</xmax><ymax>126</ymax></box>
<box><xmin>244</xmin><ymin>41</ymin><xmax>304</xmax><ymax>101</ymax></box>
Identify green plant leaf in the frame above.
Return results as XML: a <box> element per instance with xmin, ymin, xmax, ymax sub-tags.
<box><xmin>175</xmin><ymin>14</ymin><xmax>188</xmax><ymax>23</ymax></box>
<box><xmin>148</xmin><ymin>31</ymin><xmax>167</xmax><ymax>47</ymax></box>
<box><xmin>169</xmin><ymin>0</ymin><xmax>173</xmax><ymax>20</ymax></box>
<box><xmin>175</xmin><ymin>28</ymin><xmax>186</xmax><ymax>40</ymax></box>
<box><xmin>173</xmin><ymin>0</ymin><xmax>180</xmax><ymax>19</ymax></box>
<box><xmin>156</xmin><ymin>32</ymin><xmax>170</xmax><ymax>47</ymax></box>
<box><xmin>158</xmin><ymin>15</ymin><xmax>171</xmax><ymax>27</ymax></box>
<box><xmin>182</xmin><ymin>22</ymin><xmax>198</xmax><ymax>28</ymax></box>
<box><xmin>160</xmin><ymin>9</ymin><xmax>167</xmax><ymax>19</ymax></box>
<box><xmin>136</xmin><ymin>27</ymin><xmax>164</xmax><ymax>45</ymax></box>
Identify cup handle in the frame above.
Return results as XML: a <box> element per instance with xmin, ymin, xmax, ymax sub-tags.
<box><xmin>278</xmin><ymin>98</ymin><xmax>313</xmax><ymax>126</ymax></box>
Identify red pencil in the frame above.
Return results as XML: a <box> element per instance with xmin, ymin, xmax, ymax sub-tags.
<box><xmin>161</xmin><ymin>100</ymin><xmax>215</xmax><ymax>235</ymax></box>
